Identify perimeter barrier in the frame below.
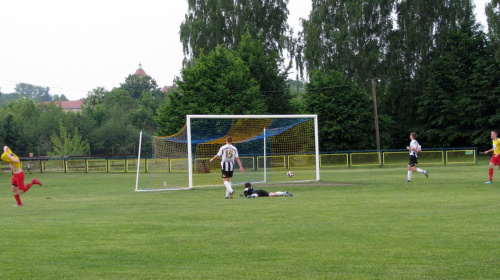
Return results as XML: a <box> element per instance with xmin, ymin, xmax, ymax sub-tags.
<box><xmin>0</xmin><ymin>147</ymin><xmax>477</xmax><ymax>174</ymax></box>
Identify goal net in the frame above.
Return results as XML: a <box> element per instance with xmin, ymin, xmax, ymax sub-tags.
<box><xmin>135</xmin><ymin>115</ymin><xmax>319</xmax><ymax>191</ymax></box>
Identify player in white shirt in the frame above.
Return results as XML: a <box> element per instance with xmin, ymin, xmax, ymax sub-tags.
<box><xmin>209</xmin><ymin>136</ymin><xmax>244</xmax><ymax>198</ymax></box>
<box><xmin>405</xmin><ymin>132</ymin><xmax>429</xmax><ymax>182</ymax></box>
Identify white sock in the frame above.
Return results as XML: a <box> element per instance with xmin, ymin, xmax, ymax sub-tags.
<box><xmin>275</xmin><ymin>192</ymin><xmax>286</xmax><ymax>196</ymax></box>
<box><xmin>416</xmin><ymin>168</ymin><xmax>424</xmax><ymax>173</ymax></box>
<box><xmin>407</xmin><ymin>171</ymin><xmax>412</xmax><ymax>181</ymax></box>
<box><xmin>224</xmin><ymin>181</ymin><xmax>233</xmax><ymax>193</ymax></box>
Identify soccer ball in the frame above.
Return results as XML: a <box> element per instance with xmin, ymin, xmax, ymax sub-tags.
<box><xmin>287</xmin><ymin>171</ymin><xmax>294</xmax><ymax>177</ymax></box>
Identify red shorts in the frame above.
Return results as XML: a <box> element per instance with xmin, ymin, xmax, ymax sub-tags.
<box><xmin>11</xmin><ymin>171</ymin><xmax>25</xmax><ymax>188</ymax></box>
<box><xmin>490</xmin><ymin>154</ymin><xmax>500</xmax><ymax>165</ymax></box>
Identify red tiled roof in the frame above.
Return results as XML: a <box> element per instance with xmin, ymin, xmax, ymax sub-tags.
<box><xmin>48</xmin><ymin>100</ymin><xmax>84</xmax><ymax>110</ymax></box>
<box><xmin>135</xmin><ymin>63</ymin><xmax>147</xmax><ymax>76</ymax></box>
<box><xmin>161</xmin><ymin>85</ymin><xmax>177</xmax><ymax>92</ymax></box>
<box><xmin>135</xmin><ymin>69</ymin><xmax>147</xmax><ymax>76</ymax></box>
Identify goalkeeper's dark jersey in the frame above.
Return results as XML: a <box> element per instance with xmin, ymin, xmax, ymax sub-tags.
<box><xmin>243</xmin><ymin>187</ymin><xmax>269</xmax><ymax>197</ymax></box>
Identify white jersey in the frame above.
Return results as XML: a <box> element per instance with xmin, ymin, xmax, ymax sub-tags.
<box><xmin>216</xmin><ymin>144</ymin><xmax>239</xmax><ymax>171</ymax></box>
<box><xmin>409</xmin><ymin>140</ymin><xmax>421</xmax><ymax>157</ymax></box>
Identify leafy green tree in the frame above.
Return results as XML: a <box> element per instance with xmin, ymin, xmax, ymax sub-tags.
<box><xmin>90</xmin><ymin>116</ymin><xmax>137</xmax><ymax>155</ymax></box>
<box><xmin>301</xmin><ymin>0</ymin><xmax>396</xmax><ymax>147</ymax></box>
<box><xmin>119</xmin><ymin>74</ymin><xmax>161</xmax><ymax>99</ymax></box>
<box><xmin>117</xmin><ymin>75</ymin><xmax>166</xmax><ymax>134</ymax></box>
<box><xmin>0</xmin><ymin>99</ymin><xmax>39</xmax><ymax>155</ymax></box>
<box><xmin>486</xmin><ymin>0</ymin><xmax>500</xmax><ymax>62</ymax></box>
<box><xmin>381</xmin><ymin>0</ymin><xmax>478</xmax><ymax>147</ymax></box>
<box><xmin>288</xmin><ymin>79</ymin><xmax>306</xmax><ymax>113</ymax></box>
<box><xmin>84</xmin><ymin>87</ymin><xmax>106</xmax><ymax>107</ymax></box>
<box><xmin>81</xmin><ymin>84</ymin><xmax>162</xmax><ymax>155</ymax></box>
<box><xmin>85</xmin><ymin>88</ymin><xmax>139</xmax><ymax>155</ymax></box>
<box><xmin>32</xmin><ymin>103</ymin><xmax>66</xmax><ymax>155</ymax></box>
<box><xmin>237</xmin><ymin>35</ymin><xmax>293</xmax><ymax>114</ymax></box>
<box><xmin>128</xmin><ymin>90</ymin><xmax>165</xmax><ymax>134</ymax></box>
<box><xmin>103</xmin><ymin>88</ymin><xmax>138</xmax><ymax>112</ymax></box>
<box><xmin>0</xmin><ymin>113</ymin><xmax>23</xmax><ymax>152</ymax></box>
<box><xmin>304</xmin><ymin>70</ymin><xmax>374</xmax><ymax>151</ymax></box>
<box><xmin>15</xmin><ymin>83</ymin><xmax>52</xmax><ymax>101</ymax></box>
<box><xmin>416</xmin><ymin>22</ymin><xmax>500</xmax><ymax>148</ymax></box>
<box><xmin>302</xmin><ymin>0</ymin><xmax>393</xmax><ymax>83</ymax></box>
<box><xmin>52</xmin><ymin>94</ymin><xmax>69</xmax><ymax>101</ymax></box>
<box><xmin>0</xmin><ymin>93</ymin><xmax>22</xmax><ymax>107</ymax></box>
<box><xmin>82</xmin><ymin>87</ymin><xmax>108</xmax><ymax>127</ymax></box>
<box><xmin>156</xmin><ymin>46</ymin><xmax>266</xmax><ymax>135</ymax></box>
<box><xmin>180</xmin><ymin>0</ymin><xmax>290</xmax><ymax>60</ymax></box>
<box><xmin>48</xmin><ymin>121</ymin><xmax>90</xmax><ymax>156</ymax></box>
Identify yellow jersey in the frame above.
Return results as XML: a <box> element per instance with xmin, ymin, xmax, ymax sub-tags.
<box><xmin>1</xmin><ymin>148</ymin><xmax>21</xmax><ymax>168</ymax></box>
<box><xmin>493</xmin><ymin>138</ymin><xmax>500</xmax><ymax>155</ymax></box>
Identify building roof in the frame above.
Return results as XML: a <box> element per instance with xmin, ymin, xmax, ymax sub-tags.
<box><xmin>134</xmin><ymin>63</ymin><xmax>147</xmax><ymax>76</ymax></box>
<box><xmin>161</xmin><ymin>85</ymin><xmax>176</xmax><ymax>92</ymax></box>
<box><xmin>161</xmin><ymin>79</ymin><xmax>177</xmax><ymax>92</ymax></box>
<box><xmin>50</xmin><ymin>100</ymin><xmax>84</xmax><ymax>110</ymax></box>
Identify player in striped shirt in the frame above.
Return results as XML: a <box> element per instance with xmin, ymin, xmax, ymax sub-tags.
<box><xmin>404</xmin><ymin>132</ymin><xmax>429</xmax><ymax>182</ymax></box>
<box><xmin>209</xmin><ymin>136</ymin><xmax>244</xmax><ymax>198</ymax></box>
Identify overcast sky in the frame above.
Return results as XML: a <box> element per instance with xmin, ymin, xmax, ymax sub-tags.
<box><xmin>0</xmin><ymin>0</ymin><xmax>492</xmax><ymax>100</ymax></box>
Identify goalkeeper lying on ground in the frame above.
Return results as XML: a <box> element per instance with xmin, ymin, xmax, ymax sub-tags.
<box><xmin>242</xmin><ymin>182</ymin><xmax>292</xmax><ymax>198</ymax></box>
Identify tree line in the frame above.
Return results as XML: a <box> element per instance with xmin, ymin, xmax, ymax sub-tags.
<box><xmin>0</xmin><ymin>0</ymin><xmax>499</xmax><ymax>156</ymax></box>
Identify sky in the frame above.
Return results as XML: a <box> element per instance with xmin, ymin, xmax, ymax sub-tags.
<box><xmin>0</xmin><ymin>0</ymin><xmax>492</xmax><ymax>101</ymax></box>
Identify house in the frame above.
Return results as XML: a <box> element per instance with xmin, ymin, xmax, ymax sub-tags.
<box><xmin>48</xmin><ymin>100</ymin><xmax>84</xmax><ymax>112</ymax></box>
<box><xmin>161</xmin><ymin>80</ymin><xmax>177</xmax><ymax>92</ymax></box>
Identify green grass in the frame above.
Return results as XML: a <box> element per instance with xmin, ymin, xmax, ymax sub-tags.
<box><xmin>1</xmin><ymin>159</ymin><xmax>499</xmax><ymax>279</ymax></box>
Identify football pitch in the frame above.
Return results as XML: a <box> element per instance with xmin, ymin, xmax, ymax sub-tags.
<box><xmin>1</xmin><ymin>159</ymin><xmax>499</xmax><ymax>279</ymax></box>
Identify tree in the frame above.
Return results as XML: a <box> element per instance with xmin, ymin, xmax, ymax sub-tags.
<box><xmin>416</xmin><ymin>22</ymin><xmax>500</xmax><ymax>148</ymax></box>
<box><xmin>302</xmin><ymin>0</ymin><xmax>393</xmax><ymax>83</ymax></box>
<box><xmin>237</xmin><ymin>35</ymin><xmax>293</xmax><ymax>114</ymax></box>
<box><xmin>0</xmin><ymin>93</ymin><xmax>22</xmax><ymax>106</ymax></box>
<box><xmin>300</xmin><ymin>0</ymin><xmax>398</xmax><ymax>146</ymax></box>
<box><xmin>381</xmin><ymin>0</ymin><xmax>479</xmax><ymax>147</ymax></box>
<box><xmin>119</xmin><ymin>74</ymin><xmax>160</xmax><ymax>99</ymax></box>
<box><xmin>304</xmin><ymin>70</ymin><xmax>374</xmax><ymax>151</ymax></box>
<box><xmin>90</xmin><ymin>116</ymin><xmax>137</xmax><ymax>155</ymax></box>
<box><xmin>486</xmin><ymin>0</ymin><xmax>500</xmax><ymax>62</ymax></box>
<box><xmin>31</xmin><ymin>102</ymin><xmax>66</xmax><ymax>155</ymax></box>
<box><xmin>48</xmin><ymin>121</ymin><xmax>90</xmax><ymax>156</ymax></box>
<box><xmin>15</xmin><ymin>83</ymin><xmax>52</xmax><ymax>101</ymax></box>
<box><xmin>156</xmin><ymin>46</ymin><xmax>266</xmax><ymax>135</ymax></box>
<box><xmin>0</xmin><ymin>99</ymin><xmax>39</xmax><ymax>155</ymax></box>
<box><xmin>180</xmin><ymin>0</ymin><xmax>290</xmax><ymax>60</ymax></box>
<box><xmin>0</xmin><ymin>113</ymin><xmax>23</xmax><ymax>152</ymax></box>
<box><xmin>83</xmin><ymin>88</ymin><xmax>140</xmax><ymax>155</ymax></box>
<box><xmin>288</xmin><ymin>79</ymin><xmax>307</xmax><ymax>113</ymax></box>
<box><xmin>52</xmin><ymin>94</ymin><xmax>69</xmax><ymax>101</ymax></box>
<box><xmin>84</xmin><ymin>87</ymin><xmax>107</xmax><ymax>107</ymax></box>
<box><xmin>128</xmin><ymin>90</ymin><xmax>165</xmax><ymax>134</ymax></box>
<box><xmin>117</xmin><ymin>75</ymin><xmax>166</xmax><ymax>133</ymax></box>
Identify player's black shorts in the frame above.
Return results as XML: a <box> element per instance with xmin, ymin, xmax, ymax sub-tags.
<box><xmin>222</xmin><ymin>170</ymin><xmax>233</xmax><ymax>178</ymax></box>
<box><xmin>408</xmin><ymin>155</ymin><xmax>418</xmax><ymax>167</ymax></box>
<box><xmin>254</xmin><ymin>190</ymin><xmax>270</xmax><ymax>197</ymax></box>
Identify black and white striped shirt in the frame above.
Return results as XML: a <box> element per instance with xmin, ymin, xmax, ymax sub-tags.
<box><xmin>217</xmin><ymin>144</ymin><xmax>239</xmax><ymax>171</ymax></box>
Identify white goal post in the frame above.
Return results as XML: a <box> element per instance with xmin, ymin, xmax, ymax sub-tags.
<box><xmin>135</xmin><ymin>114</ymin><xmax>319</xmax><ymax>191</ymax></box>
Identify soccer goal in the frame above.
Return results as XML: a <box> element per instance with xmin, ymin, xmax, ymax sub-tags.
<box><xmin>135</xmin><ymin>115</ymin><xmax>319</xmax><ymax>191</ymax></box>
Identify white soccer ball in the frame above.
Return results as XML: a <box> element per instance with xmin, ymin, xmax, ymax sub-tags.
<box><xmin>287</xmin><ymin>171</ymin><xmax>294</xmax><ymax>177</ymax></box>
